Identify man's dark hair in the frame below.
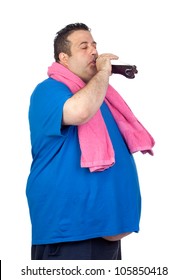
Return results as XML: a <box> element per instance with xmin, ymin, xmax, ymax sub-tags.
<box><xmin>54</xmin><ymin>23</ymin><xmax>91</xmax><ymax>62</ymax></box>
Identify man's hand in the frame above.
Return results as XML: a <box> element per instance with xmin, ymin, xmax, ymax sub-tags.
<box><xmin>96</xmin><ymin>53</ymin><xmax>119</xmax><ymax>75</ymax></box>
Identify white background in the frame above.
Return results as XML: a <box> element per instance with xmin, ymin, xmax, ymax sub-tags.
<box><xmin>0</xmin><ymin>0</ymin><xmax>187</xmax><ymax>278</ymax></box>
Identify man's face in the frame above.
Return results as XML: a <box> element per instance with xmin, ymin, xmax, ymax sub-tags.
<box><xmin>60</xmin><ymin>30</ymin><xmax>98</xmax><ymax>82</ymax></box>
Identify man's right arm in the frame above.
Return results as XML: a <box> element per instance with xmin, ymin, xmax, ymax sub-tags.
<box><xmin>62</xmin><ymin>54</ymin><xmax>118</xmax><ymax>126</ymax></box>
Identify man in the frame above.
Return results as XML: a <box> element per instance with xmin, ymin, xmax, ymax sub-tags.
<box><xmin>26</xmin><ymin>23</ymin><xmax>154</xmax><ymax>260</ymax></box>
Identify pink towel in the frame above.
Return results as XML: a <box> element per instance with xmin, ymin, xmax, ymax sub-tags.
<box><xmin>48</xmin><ymin>62</ymin><xmax>155</xmax><ymax>172</ymax></box>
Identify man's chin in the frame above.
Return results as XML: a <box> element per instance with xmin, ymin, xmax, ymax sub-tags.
<box><xmin>83</xmin><ymin>70</ymin><xmax>97</xmax><ymax>83</ymax></box>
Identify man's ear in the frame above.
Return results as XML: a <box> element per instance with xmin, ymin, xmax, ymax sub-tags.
<box><xmin>59</xmin><ymin>52</ymin><xmax>69</xmax><ymax>67</ymax></box>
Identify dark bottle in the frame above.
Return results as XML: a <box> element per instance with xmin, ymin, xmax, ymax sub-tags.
<box><xmin>111</xmin><ymin>63</ymin><xmax>138</xmax><ymax>79</ymax></box>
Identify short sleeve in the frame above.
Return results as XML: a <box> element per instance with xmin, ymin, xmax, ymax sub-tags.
<box><xmin>29</xmin><ymin>78</ymin><xmax>73</xmax><ymax>138</ymax></box>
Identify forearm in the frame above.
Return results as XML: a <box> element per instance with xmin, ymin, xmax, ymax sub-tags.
<box><xmin>63</xmin><ymin>69</ymin><xmax>110</xmax><ymax>125</ymax></box>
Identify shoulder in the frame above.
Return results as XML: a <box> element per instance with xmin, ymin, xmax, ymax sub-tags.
<box><xmin>34</xmin><ymin>78</ymin><xmax>70</xmax><ymax>93</ymax></box>
<box><xmin>30</xmin><ymin>78</ymin><xmax>72</xmax><ymax>102</ymax></box>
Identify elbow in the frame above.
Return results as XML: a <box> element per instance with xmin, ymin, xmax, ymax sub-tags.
<box><xmin>63</xmin><ymin>105</ymin><xmax>93</xmax><ymax>126</ymax></box>
<box><xmin>76</xmin><ymin>107</ymin><xmax>92</xmax><ymax>124</ymax></box>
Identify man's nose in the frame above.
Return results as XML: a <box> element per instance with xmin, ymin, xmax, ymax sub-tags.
<box><xmin>90</xmin><ymin>45</ymin><xmax>97</xmax><ymax>55</ymax></box>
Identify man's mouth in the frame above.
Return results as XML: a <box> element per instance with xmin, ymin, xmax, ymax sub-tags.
<box><xmin>89</xmin><ymin>59</ymin><xmax>97</xmax><ymax>66</ymax></box>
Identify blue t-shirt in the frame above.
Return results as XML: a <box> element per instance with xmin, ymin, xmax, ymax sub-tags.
<box><xmin>26</xmin><ymin>78</ymin><xmax>141</xmax><ymax>245</ymax></box>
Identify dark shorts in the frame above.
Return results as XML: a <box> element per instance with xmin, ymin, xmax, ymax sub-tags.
<box><xmin>31</xmin><ymin>237</ymin><xmax>121</xmax><ymax>260</ymax></box>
